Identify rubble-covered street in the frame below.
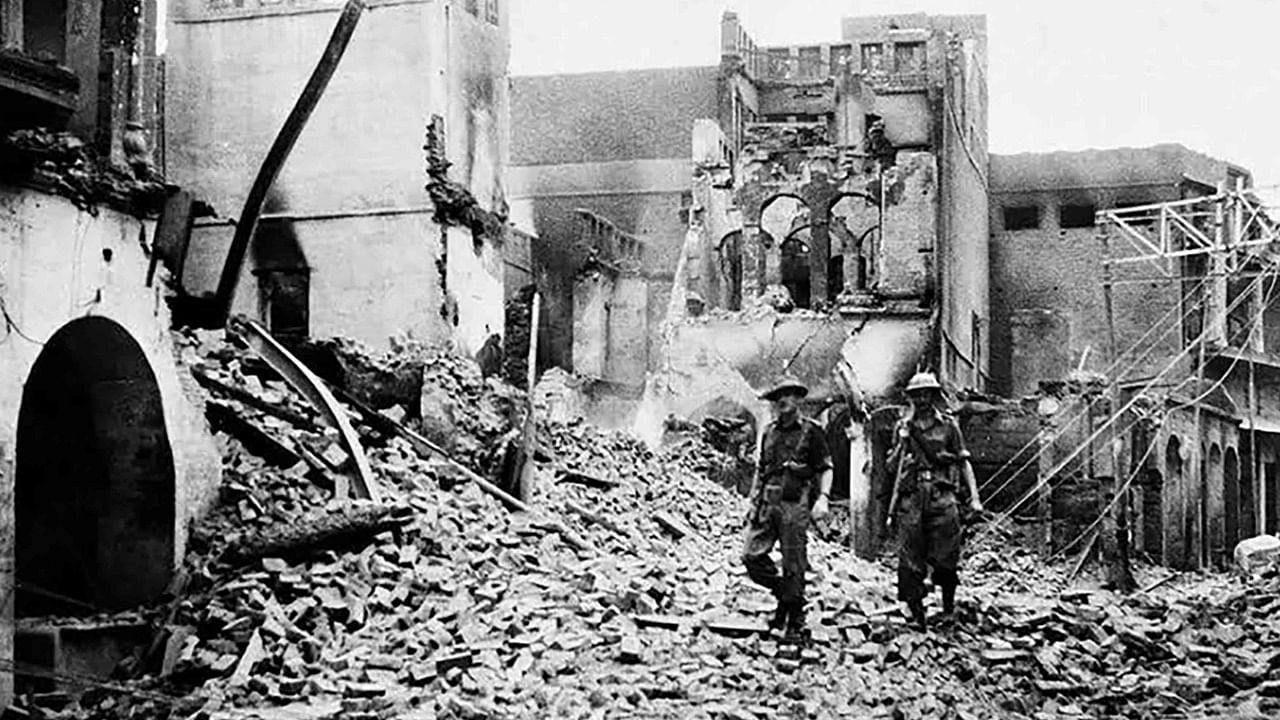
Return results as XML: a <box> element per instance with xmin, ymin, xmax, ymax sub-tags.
<box><xmin>5</xmin><ymin>5</ymin><xmax>1280</xmax><ymax>720</ymax></box>
<box><xmin>15</xmin><ymin>333</ymin><xmax>1278</xmax><ymax>720</ymax></box>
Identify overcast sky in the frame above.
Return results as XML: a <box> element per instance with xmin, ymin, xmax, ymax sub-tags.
<box><xmin>511</xmin><ymin>0</ymin><xmax>1280</xmax><ymax>190</ymax></box>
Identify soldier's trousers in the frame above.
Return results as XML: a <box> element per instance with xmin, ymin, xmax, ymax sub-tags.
<box><xmin>741</xmin><ymin>486</ymin><xmax>810</xmax><ymax>605</ymax></box>
<box><xmin>896</xmin><ymin>479</ymin><xmax>962</xmax><ymax>604</ymax></box>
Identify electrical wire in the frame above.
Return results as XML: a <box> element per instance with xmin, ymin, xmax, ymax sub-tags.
<box><xmin>976</xmin><ymin>271</ymin><xmax>1215</xmax><ymax>498</ymax></box>
<box><xmin>978</xmin><ymin>264</ymin><xmax>1263</xmax><ymax>506</ymax></box>
<box><xmin>971</xmin><ymin>263</ymin><xmax>1277</xmax><ymax>546</ymax></box>
<box><xmin>1043</xmin><ymin>268</ymin><xmax>1280</xmax><ymax>565</ymax></box>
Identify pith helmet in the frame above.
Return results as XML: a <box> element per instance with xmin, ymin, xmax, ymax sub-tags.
<box><xmin>905</xmin><ymin>371</ymin><xmax>942</xmax><ymax>394</ymax></box>
<box><xmin>760</xmin><ymin>376</ymin><xmax>809</xmax><ymax>401</ymax></box>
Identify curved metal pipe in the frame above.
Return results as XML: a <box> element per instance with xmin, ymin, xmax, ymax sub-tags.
<box><xmin>210</xmin><ymin>0</ymin><xmax>366</xmax><ymax>327</ymax></box>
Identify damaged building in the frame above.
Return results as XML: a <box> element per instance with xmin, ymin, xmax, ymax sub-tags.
<box><xmin>166</xmin><ymin>0</ymin><xmax>520</xmax><ymax>354</ymax></box>
<box><xmin>0</xmin><ymin>0</ymin><xmax>221</xmax><ymax>708</ymax></box>
<box><xmin>0</xmin><ymin>0</ymin><xmax>525</xmax><ymax>707</ymax></box>
<box><xmin>513</xmin><ymin>12</ymin><xmax>991</xmax><ymax>551</ymax></box>
<box><xmin>987</xmin><ymin>146</ymin><xmax>1280</xmax><ymax>570</ymax></box>
<box><xmin>511</xmin><ymin>9</ymin><xmax>1280</xmax><ymax>566</ymax></box>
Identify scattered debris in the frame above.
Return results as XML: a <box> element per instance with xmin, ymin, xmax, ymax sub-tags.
<box><xmin>0</xmin><ymin>127</ymin><xmax>167</xmax><ymax>216</ymax></box>
<box><xmin>16</xmin><ymin>330</ymin><xmax>1280</xmax><ymax>720</ymax></box>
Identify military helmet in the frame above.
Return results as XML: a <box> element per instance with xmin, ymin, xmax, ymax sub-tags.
<box><xmin>905</xmin><ymin>371</ymin><xmax>942</xmax><ymax>394</ymax></box>
<box><xmin>759</xmin><ymin>376</ymin><xmax>809</xmax><ymax>401</ymax></box>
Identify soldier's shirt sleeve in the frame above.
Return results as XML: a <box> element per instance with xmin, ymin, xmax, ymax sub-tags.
<box><xmin>946</xmin><ymin>416</ymin><xmax>972</xmax><ymax>461</ymax></box>
<box><xmin>807</xmin><ymin>422</ymin><xmax>834</xmax><ymax>472</ymax></box>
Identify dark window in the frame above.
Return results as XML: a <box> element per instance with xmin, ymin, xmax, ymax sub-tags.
<box><xmin>485</xmin><ymin>0</ymin><xmax>499</xmax><ymax>24</ymax></box>
<box><xmin>893</xmin><ymin>41</ymin><xmax>926</xmax><ymax>74</ymax></box>
<box><xmin>1003</xmin><ymin>206</ymin><xmax>1040</xmax><ymax>231</ymax></box>
<box><xmin>24</xmin><ymin>0</ymin><xmax>68</xmax><ymax>64</ymax></box>
<box><xmin>798</xmin><ymin>46</ymin><xmax>822</xmax><ymax>77</ymax></box>
<box><xmin>465</xmin><ymin>0</ymin><xmax>479</xmax><ymax>16</ymax></box>
<box><xmin>259</xmin><ymin>270</ymin><xmax>310</xmax><ymax>341</ymax></box>
<box><xmin>831</xmin><ymin>44</ymin><xmax>853</xmax><ymax>73</ymax></box>
<box><xmin>781</xmin><ymin>237</ymin><xmax>811</xmax><ymax>309</ymax></box>
<box><xmin>1060</xmin><ymin>204</ymin><xmax>1096</xmax><ymax>229</ymax></box>
<box><xmin>860</xmin><ymin>43</ymin><xmax>884</xmax><ymax>73</ymax></box>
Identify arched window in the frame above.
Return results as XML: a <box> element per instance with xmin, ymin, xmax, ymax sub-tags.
<box><xmin>718</xmin><ymin>231</ymin><xmax>743</xmax><ymax>311</ymax></box>
<box><xmin>781</xmin><ymin>232</ymin><xmax>811</xmax><ymax>309</ymax></box>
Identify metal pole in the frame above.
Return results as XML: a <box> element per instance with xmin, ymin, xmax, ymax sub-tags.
<box><xmin>210</xmin><ymin>0</ymin><xmax>367</xmax><ymax>327</ymax></box>
<box><xmin>1102</xmin><ymin>230</ymin><xmax>1134</xmax><ymax>590</ymax></box>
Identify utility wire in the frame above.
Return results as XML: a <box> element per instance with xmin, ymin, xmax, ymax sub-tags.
<box><xmin>978</xmin><ymin>263</ymin><xmax>1265</xmax><ymax>506</ymax></box>
<box><xmin>972</xmin><ymin>264</ymin><xmax>1276</xmax><ymax>546</ymax></box>
<box><xmin>1045</xmin><ymin>268</ymin><xmax>1280</xmax><ymax>565</ymax></box>
<box><xmin>976</xmin><ymin>271</ymin><xmax>1215</xmax><ymax>499</ymax></box>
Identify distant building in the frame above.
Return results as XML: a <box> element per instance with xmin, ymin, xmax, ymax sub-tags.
<box><xmin>511</xmin><ymin>11</ymin><xmax>991</xmax><ymax>391</ymax></box>
<box><xmin>510</xmin><ymin>67</ymin><xmax>719</xmax><ymax>383</ymax></box>
<box><xmin>990</xmin><ymin>145</ymin><xmax>1278</xmax><ymax>569</ymax></box>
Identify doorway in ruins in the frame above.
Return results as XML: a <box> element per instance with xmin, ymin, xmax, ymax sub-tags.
<box><xmin>1224</xmin><ymin>448</ymin><xmax>1241</xmax><ymax>553</ymax></box>
<box><xmin>1163</xmin><ymin>436</ymin><xmax>1182</xmax><ymax>568</ymax></box>
<box><xmin>15</xmin><ymin>317</ymin><xmax>176</xmax><ymax>617</ymax></box>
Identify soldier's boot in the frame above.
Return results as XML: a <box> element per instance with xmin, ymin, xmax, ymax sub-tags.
<box><xmin>941</xmin><ymin>583</ymin><xmax>957</xmax><ymax>616</ymax></box>
<box><xmin>783</xmin><ymin>602</ymin><xmax>810</xmax><ymax>645</ymax></box>
<box><xmin>768</xmin><ymin>599</ymin><xmax>789</xmax><ymax>633</ymax></box>
<box><xmin>907</xmin><ymin>600</ymin><xmax>927</xmax><ymax>631</ymax></box>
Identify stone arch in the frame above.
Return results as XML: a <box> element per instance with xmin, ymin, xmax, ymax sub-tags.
<box><xmin>781</xmin><ymin>227</ymin><xmax>812</xmax><ymax>309</ymax></box>
<box><xmin>759</xmin><ymin>194</ymin><xmax>808</xmax><ymax>288</ymax></box>
<box><xmin>15</xmin><ymin>317</ymin><xmax>176</xmax><ymax>616</ymax></box>
<box><xmin>830</xmin><ymin>193</ymin><xmax>880</xmax><ymax>294</ymax></box>
<box><xmin>717</xmin><ymin>231</ymin><xmax>744</xmax><ymax>311</ymax></box>
<box><xmin>1163</xmin><ymin>436</ymin><xmax>1182</xmax><ymax>568</ymax></box>
<box><xmin>1224</xmin><ymin>447</ymin><xmax>1240</xmax><ymax>554</ymax></box>
<box><xmin>1208</xmin><ymin>443</ymin><xmax>1223</xmax><ymax>567</ymax></box>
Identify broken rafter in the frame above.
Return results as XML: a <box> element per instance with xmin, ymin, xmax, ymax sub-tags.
<box><xmin>192</xmin><ymin>365</ymin><xmax>321</xmax><ymax>432</ymax></box>
<box><xmin>227</xmin><ymin>316</ymin><xmax>379</xmax><ymax>502</ymax></box>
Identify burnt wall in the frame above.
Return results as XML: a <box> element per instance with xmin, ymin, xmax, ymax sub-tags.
<box><xmin>989</xmin><ymin>186</ymin><xmax>1186</xmax><ymax>397</ymax></box>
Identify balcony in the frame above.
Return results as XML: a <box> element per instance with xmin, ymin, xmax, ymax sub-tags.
<box><xmin>0</xmin><ymin>48</ymin><xmax>79</xmax><ymax>130</ymax></box>
<box><xmin>743</xmin><ymin>122</ymin><xmax>830</xmax><ymax>152</ymax></box>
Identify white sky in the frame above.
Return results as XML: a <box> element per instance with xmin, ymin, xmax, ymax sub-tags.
<box><xmin>511</xmin><ymin>0</ymin><xmax>1280</xmax><ymax>191</ymax></box>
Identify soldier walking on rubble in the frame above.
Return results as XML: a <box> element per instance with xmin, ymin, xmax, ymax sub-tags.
<box><xmin>742</xmin><ymin>377</ymin><xmax>834</xmax><ymax>642</ymax></box>
<box><xmin>887</xmin><ymin>372</ymin><xmax>984</xmax><ymax>630</ymax></box>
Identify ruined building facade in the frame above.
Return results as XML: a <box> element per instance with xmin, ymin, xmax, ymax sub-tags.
<box><xmin>1</xmin><ymin>0</ymin><xmax>221</xmax><ymax>708</ymax></box>
<box><xmin>511</xmin><ymin>11</ymin><xmax>990</xmax><ymax>393</ymax></box>
<box><xmin>166</xmin><ymin>0</ymin><xmax>519</xmax><ymax>354</ymax></box>
<box><xmin>511</xmin><ymin>12</ymin><xmax>990</xmax><ymax>551</ymax></box>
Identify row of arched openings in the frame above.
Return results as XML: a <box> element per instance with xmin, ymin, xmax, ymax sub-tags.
<box><xmin>1149</xmin><ymin>437</ymin><xmax>1245</xmax><ymax>569</ymax></box>
<box><xmin>716</xmin><ymin>192</ymin><xmax>881</xmax><ymax>310</ymax></box>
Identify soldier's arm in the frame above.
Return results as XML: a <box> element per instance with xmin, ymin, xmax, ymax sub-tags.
<box><xmin>811</xmin><ymin>425</ymin><xmax>834</xmax><ymax>501</ymax></box>
<box><xmin>949</xmin><ymin>418</ymin><xmax>982</xmax><ymax>506</ymax></box>
<box><xmin>886</xmin><ymin>422</ymin><xmax>908</xmax><ymax>517</ymax></box>
<box><xmin>748</xmin><ymin>427</ymin><xmax>767</xmax><ymax>501</ymax></box>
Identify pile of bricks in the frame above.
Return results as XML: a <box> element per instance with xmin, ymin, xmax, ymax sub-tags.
<box><xmin>24</xmin><ymin>329</ymin><xmax>1280</xmax><ymax>720</ymax></box>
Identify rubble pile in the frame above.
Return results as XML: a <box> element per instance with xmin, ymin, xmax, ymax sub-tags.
<box><xmin>21</xmin><ymin>331</ymin><xmax>1280</xmax><ymax>720</ymax></box>
<box><xmin>0</xmin><ymin>127</ymin><xmax>166</xmax><ymax>215</ymax></box>
<box><xmin>298</xmin><ymin>334</ymin><xmax>524</xmax><ymax>469</ymax></box>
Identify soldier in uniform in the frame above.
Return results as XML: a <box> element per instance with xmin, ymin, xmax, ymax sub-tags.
<box><xmin>742</xmin><ymin>377</ymin><xmax>834</xmax><ymax>641</ymax></box>
<box><xmin>887</xmin><ymin>372</ymin><xmax>983</xmax><ymax>630</ymax></box>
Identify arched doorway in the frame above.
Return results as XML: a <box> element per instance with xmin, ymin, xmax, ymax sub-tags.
<box><xmin>1164</xmin><ymin>436</ymin><xmax>1183</xmax><ymax>568</ymax></box>
<box><xmin>1207</xmin><ymin>444</ymin><xmax>1223</xmax><ymax>568</ymax></box>
<box><xmin>760</xmin><ymin>194</ymin><xmax>808</xmax><ymax>294</ymax></box>
<box><xmin>717</xmin><ymin>231</ymin><xmax>743</xmax><ymax>311</ymax></box>
<box><xmin>15</xmin><ymin>317</ymin><xmax>176</xmax><ymax>616</ymax></box>
<box><xmin>780</xmin><ymin>234</ymin><xmax>811</xmax><ymax>309</ymax></box>
<box><xmin>1224</xmin><ymin>448</ymin><xmax>1240</xmax><ymax>554</ymax></box>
